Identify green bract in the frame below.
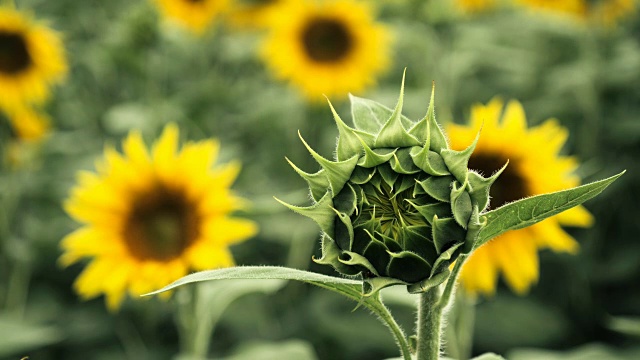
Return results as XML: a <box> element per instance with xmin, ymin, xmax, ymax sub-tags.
<box><xmin>279</xmin><ymin>77</ymin><xmax>503</xmax><ymax>295</ymax></box>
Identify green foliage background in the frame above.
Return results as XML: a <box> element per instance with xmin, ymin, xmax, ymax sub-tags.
<box><xmin>0</xmin><ymin>0</ymin><xmax>639</xmax><ymax>359</ymax></box>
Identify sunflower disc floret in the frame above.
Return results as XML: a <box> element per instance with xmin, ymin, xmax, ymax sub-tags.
<box><xmin>279</xmin><ymin>76</ymin><xmax>505</xmax><ymax>295</ymax></box>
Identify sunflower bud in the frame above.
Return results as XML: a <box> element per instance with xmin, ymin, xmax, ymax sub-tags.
<box><xmin>279</xmin><ymin>75</ymin><xmax>503</xmax><ymax>295</ymax></box>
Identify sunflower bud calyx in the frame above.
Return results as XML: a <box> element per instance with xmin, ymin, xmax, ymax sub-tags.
<box><xmin>279</xmin><ymin>75</ymin><xmax>502</xmax><ymax>296</ymax></box>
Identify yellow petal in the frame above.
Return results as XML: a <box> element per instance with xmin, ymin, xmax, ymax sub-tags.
<box><xmin>123</xmin><ymin>130</ymin><xmax>152</xmax><ymax>169</ymax></box>
<box><xmin>459</xmin><ymin>243</ymin><xmax>498</xmax><ymax>296</ymax></box>
<box><xmin>533</xmin><ymin>220</ymin><xmax>580</xmax><ymax>253</ymax></box>
<box><xmin>470</xmin><ymin>97</ymin><xmax>503</xmax><ymax>129</ymax></box>
<box><xmin>59</xmin><ymin>227</ymin><xmax>124</xmax><ymax>265</ymax></box>
<box><xmin>186</xmin><ymin>244</ymin><xmax>235</xmax><ymax>271</ymax></box>
<box><xmin>556</xmin><ymin>205</ymin><xmax>594</xmax><ymax>227</ymax></box>
<box><xmin>152</xmin><ymin>123</ymin><xmax>180</xmax><ymax>182</ymax></box>
<box><xmin>500</xmin><ymin>99</ymin><xmax>527</xmax><ymax>132</ymax></box>
<box><xmin>493</xmin><ymin>231</ymin><xmax>539</xmax><ymax>294</ymax></box>
<box><xmin>202</xmin><ymin>217</ymin><xmax>258</xmax><ymax>246</ymax></box>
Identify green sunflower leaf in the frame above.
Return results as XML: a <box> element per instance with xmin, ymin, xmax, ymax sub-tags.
<box><xmin>145</xmin><ymin>266</ymin><xmax>362</xmax><ymax>296</ymax></box>
<box><xmin>144</xmin><ymin>265</ymin><xmax>411</xmax><ymax>359</ymax></box>
<box><xmin>475</xmin><ymin>171</ymin><xmax>625</xmax><ymax>249</ymax></box>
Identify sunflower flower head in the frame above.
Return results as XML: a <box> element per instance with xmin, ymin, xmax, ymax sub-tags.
<box><xmin>60</xmin><ymin>124</ymin><xmax>258</xmax><ymax>310</ymax></box>
<box><xmin>260</xmin><ymin>0</ymin><xmax>392</xmax><ymax>101</ymax></box>
<box><xmin>278</xmin><ymin>76</ymin><xmax>502</xmax><ymax>295</ymax></box>
<box><xmin>153</xmin><ymin>0</ymin><xmax>231</xmax><ymax>35</ymax></box>
<box><xmin>447</xmin><ymin>98</ymin><xmax>594</xmax><ymax>296</ymax></box>
<box><xmin>0</xmin><ymin>7</ymin><xmax>67</xmax><ymax>112</ymax></box>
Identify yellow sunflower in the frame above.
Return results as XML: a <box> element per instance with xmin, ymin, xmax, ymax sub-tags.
<box><xmin>3</xmin><ymin>105</ymin><xmax>50</xmax><ymax>141</ymax></box>
<box><xmin>153</xmin><ymin>0</ymin><xmax>231</xmax><ymax>34</ymax></box>
<box><xmin>0</xmin><ymin>8</ymin><xmax>67</xmax><ymax>113</ymax></box>
<box><xmin>456</xmin><ymin>0</ymin><xmax>498</xmax><ymax>14</ymax></box>
<box><xmin>60</xmin><ymin>124</ymin><xmax>258</xmax><ymax>310</ymax></box>
<box><xmin>447</xmin><ymin>98</ymin><xmax>593</xmax><ymax>296</ymax></box>
<box><xmin>260</xmin><ymin>0</ymin><xmax>392</xmax><ymax>101</ymax></box>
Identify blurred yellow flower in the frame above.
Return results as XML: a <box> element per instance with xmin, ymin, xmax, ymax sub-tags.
<box><xmin>516</xmin><ymin>0</ymin><xmax>636</xmax><ymax>25</ymax></box>
<box><xmin>60</xmin><ymin>124</ymin><xmax>258</xmax><ymax>310</ymax></box>
<box><xmin>153</xmin><ymin>0</ymin><xmax>230</xmax><ymax>34</ymax></box>
<box><xmin>260</xmin><ymin>0</ymin><xmax>392</xmax><ymax>101</ymax></box>
<box><xmin>4</xmin><ymin>105</ymin><xmax>50</xmax><ymax>141</ymax></box>
<box><xmin>447</xmin><ymin>98</ymin><xmax>593</xmax><ymax>296</ymax></box>
<box><xmin>456</xmin><ymin>0</ymin><xmax>497</xmax><ymax>13</ymax></box>
<box><xmin>0</xmin><ymin>8</ymin><xmax>67</xmax><ymax>113</ymax></box>
<box><xmin>516</xmin><ymin>0</ymin><xmax>587</xmax><ymax>17</ymax></box>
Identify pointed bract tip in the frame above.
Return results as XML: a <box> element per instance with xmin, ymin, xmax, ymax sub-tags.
<box><xmin>430</xmin><ymin>81</ymin><xmax>435</xmax><ymax>102</ymax></box>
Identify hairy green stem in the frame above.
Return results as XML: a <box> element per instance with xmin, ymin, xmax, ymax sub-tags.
<box><xmin>416</xmin><ymin>287</ymin><xmax>442</xmax><ymax>360</ymax></box>
<box><xmin>416</xmin><ymin>256</ymin><xmax>468</xmax><ymax>360</ymax></box>
<box><xmin>371</xmin><ymin>299</ymin><xmax>413</xmax><ymax>360</ymax></box>
<box><xmin>312</xmin><ymin>282</ymin><xmax>412</xmax><ymax>360</ymax></box>
<box><xmin>437</xmin><ymin>255</ymin><xmax>467</xmax><ymax>310</ymax></box>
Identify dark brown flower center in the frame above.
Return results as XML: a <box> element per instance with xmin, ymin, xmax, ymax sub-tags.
<box><xmin>0</xmin><ymin>32</ymin><xmax>31</xmax><ymax>74</ymax></box>
<box><xmin>123</xmin><ymin>186</ymin><xmax>200</xmax><ymax>261</ymax></box>
<box><xmin>468</xmin><ymin>154</ymin><xmax>529</xmax><ymax>209</ymax></box>
<box><xmin>301</xmin><ymin>17</ymin><xmax>353</xmax><ymax>62</ymax></box>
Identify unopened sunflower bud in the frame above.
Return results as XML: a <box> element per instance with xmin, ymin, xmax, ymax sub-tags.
<box><xmin>279</xmin><ymin>74</ymin><xmax>503</xmax><ymax>295</ymax></box>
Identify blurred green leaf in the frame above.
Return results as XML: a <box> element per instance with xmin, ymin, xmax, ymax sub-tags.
<box><xmin>474</xmin><ymin>294</ymin><xmax>571</xmax><ymax>351</ymax></box>
<box><xmin>472</xmin><ymin>354</ymin><xmax>507</xmax><ymax>360</ymax></box>
<box><xmin>441</xmin><ymin>353</ymin><xmax>506</xmax><ymax>360</ymax></box>
<box><xmin>380</xmin><ymin>287</ymin><xmax>417</xmax><ymax>308</ymax></box>
<box><xmin>509</xmin><ymin>343</ymin><xmax>640</xmax><ymax>360</ymax></box>
<box><xmin>191</xmin><ymin>279</ymin><xmax>287</xmax><ymax>325</ymax></box>
<box><xmin>475</xmin><ymin>171</ymin><xmax>625</xmax><ymax>248</ymax></box>
<box><xmin>0</xmin><ymin>315</ymin><xmax>64</xmax><ymax>357</ymax></box>
<box><xmin>606</xmin><ymin>315</ymin><xmax>640</xmax><ymax>337</ymax></box>
<box><xmin>220</xmin><ymin>340</ymin><xmax>318</xmax><ymax>360</ymax></box>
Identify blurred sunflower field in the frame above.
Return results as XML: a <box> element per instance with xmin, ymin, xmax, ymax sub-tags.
<box><xmin>1</xmin><ymin>0</ymin><xmax>639</xmax><ymax>359</ymax></box>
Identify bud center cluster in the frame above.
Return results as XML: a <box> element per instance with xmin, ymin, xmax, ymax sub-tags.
<box><xmin>359</xmin><ymin>180</ymin><xmax>426</xmax><ymax>244</ymax></box>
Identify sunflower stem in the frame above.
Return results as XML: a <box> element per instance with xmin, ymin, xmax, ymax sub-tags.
<box><xmin>415</xmin><ymin>287</ymin><xmax>443</xmax><ymax>360</ymax></box>
<box><xmin>310</xmin><ymin>282</ymin><xmax>412</xmax><ymax>360</ymax></box>
<box><xmin>0</xmin><ymin>170</ymin><xmax>29</xmax><ymax>314</ymax></box>
<box><xmin>175</xmin><ymin>285</ymin><xmax>213</xmax><ymax>359</ymax></box>
<box><xmin>445</xmin><ymin>288</ymin><xmax>476</xmax><ymax>360</ymax></box>
<box><xmin>371</xmin><ymin>296</ymin><xmax>413</xmax><ymax>360</ymax></box>
<box><xmin>415</xmin><ymin>255</ymin><xmax>468</xmax><ymax>360</ymax></box>
<box><xmin>437</xmin><ymin>255</ymin><xmax>467</xmax><ymax>310</ymax></box>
